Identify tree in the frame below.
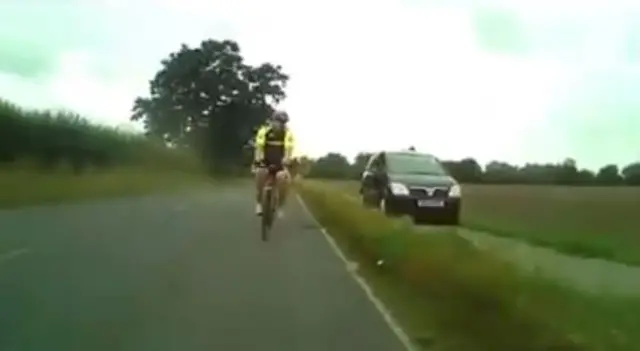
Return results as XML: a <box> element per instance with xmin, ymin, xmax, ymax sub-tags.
<box><xmin>351</xmin><ymin>152</ymin><xmax>373</xmax><ymax>179</ymax></box>
<box><xmin>131</xmin><ymin>39</ymin><xmax>289</xmax><ymax>172</ymax></box>
<box><xmin>595</xmin><ymin>164</ymin><xmax>622</xmax><ymax>185</ymax></box>
<box><xmin>554</xmin><ymin>157</ymin><xmax>579</xmax><ymax>184</ymax></box>
<box><xmin>575</xmin><ymin>169</ymin><xmax>595</xmax><ymax>184</ymax></box>
<box><xmin>622</xmin><ymin>162</ymin><xmax>640</xmax><ymax>185</ymax></box>
<box><xmin>442</xmin><ymin>157</ymin><xmax>483</xmax><ymax>183</ymax></box>
<box><xmin>296</xmin><ymin>156</ymin><xmax>314</xmax><ymax>177</ymax></box>
<box><xmin>308</xmin><ymin>153</ymin><xmax>351</xmax><ymax>179</ymax></box>
<box><xmin>484</xmin><ymin>161</ymin><xmax>519</xmax><ymax>183</ymax></box>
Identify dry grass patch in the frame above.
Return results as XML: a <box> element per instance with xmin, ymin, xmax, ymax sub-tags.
<box><xmin>0</xmin><ymin>167</ymin><xmax>209</xmax><ymax>209</ymax></box>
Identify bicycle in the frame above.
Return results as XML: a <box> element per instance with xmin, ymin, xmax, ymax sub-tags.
<box><xmin>260</xmin><ymin>164</ymin><xmax>281</xmax><ymax>242</ymax></box>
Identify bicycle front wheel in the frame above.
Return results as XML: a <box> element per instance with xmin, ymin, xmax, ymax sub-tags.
<box><xmin>261</xmin><ymin>187</ymin><xmax>273</xmax><ymax>241</ymax></box>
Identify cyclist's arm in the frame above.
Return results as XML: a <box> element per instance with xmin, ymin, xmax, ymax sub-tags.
<box><xmin>284</xmin><ymin>130</ymin><xmax>295</xmax><ymax>162</ymax></box>
<box><xmin>254</xmin><ymin>127</ymin><xmax>267</xmax><ymax>163</ymax></box>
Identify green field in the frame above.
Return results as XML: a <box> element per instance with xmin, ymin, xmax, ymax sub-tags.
<box><xmin>460</xmin><ymin>184</ymin><xmax>640</xmax><ymax>264</ymax></box>
<box><xmin>328</xmin><ymin>180</ymin><xmax>640</xmax><ymax>265</ymax></box>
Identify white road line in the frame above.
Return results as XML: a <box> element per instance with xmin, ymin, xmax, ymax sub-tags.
<box><xmin>295</xmin><ymin>194</ymin><xmax>418</xmax><ymax>351</ymax></box>
<box><xmin>0</xmin><ymin>248</ymin><xmax>30</xmax><ymax>265</ymax></box>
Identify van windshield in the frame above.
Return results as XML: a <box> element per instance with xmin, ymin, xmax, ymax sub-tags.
<box><xmin>387</xmin><ymin>153</ymin><xmax>447</xmax><ymax>175</ymax></box>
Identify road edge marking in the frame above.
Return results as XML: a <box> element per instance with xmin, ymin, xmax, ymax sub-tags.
<box><xmin>295</xmin><ymin>194</ymin><xmax>418</xmax><ymax>351</ymax></box>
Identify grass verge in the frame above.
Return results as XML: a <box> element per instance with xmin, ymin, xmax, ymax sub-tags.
<box><xmin>325</xmin><ymin>180</ymin><xmax>640</xmax><ymax>266</ymax></box>
<box><xmin>0</xmin><ymin>167</ymin><xmax>210</xmax><ymax>209</ymax></box>
<box><xmin>297</xmin><ymin>180</ymin><xmax>640</xmax><ymax>351</ymax></box>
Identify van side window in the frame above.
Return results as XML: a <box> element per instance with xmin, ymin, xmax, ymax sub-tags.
<box><xmin>378</xmin><ymin>153</ymin><xmax>387</xmax><ymax>171</ymax></box>
<box><xmin>365</xmin><ymin>153</ymin><xmax>381</xmax><ymax>171</ymax></box>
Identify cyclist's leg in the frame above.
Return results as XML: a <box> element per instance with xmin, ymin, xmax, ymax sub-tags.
<box><xmin>255</xmin><ymin>166</ymin><xmax>268</xmax><ymax>214</ymax></box>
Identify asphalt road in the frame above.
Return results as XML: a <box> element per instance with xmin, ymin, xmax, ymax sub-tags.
<box><xmin>0</xmin><ymin>185</ymin><xmax>408</xmax><ymax>351</ymax></box>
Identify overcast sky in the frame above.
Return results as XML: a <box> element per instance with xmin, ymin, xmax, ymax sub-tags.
<box><xmin>1</xmin><ymin>0</ymin><xmax>639</xmax><ymax>169</ymax></box>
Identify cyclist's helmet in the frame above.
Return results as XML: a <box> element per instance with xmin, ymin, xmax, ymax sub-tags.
<box><xmin>271</xmin><ymin>110</ymin><xmax>289</xmax><ymax>124</ymax></box>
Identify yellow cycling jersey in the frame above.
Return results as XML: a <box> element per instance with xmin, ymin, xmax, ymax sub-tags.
<box><xmin>254</xmin><ymin>125</ymin><xmax>295</xmax><ymax>163</ymax></box>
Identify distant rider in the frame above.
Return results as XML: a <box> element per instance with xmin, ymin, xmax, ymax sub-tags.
<box><xmin>252</xmin><ymin>110</ymin><xmax>295</xmax><ymax>217</ymax></box>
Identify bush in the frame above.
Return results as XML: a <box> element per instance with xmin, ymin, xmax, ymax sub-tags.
<box><xmin>0</xmin><ymin>99</ymin><xmax>199</xmax><ymax>173</ymax></box>
<box><xmin>297</xmin><ymin>181</ymin><xmax>640</xmax><ymax>351</ymax></box>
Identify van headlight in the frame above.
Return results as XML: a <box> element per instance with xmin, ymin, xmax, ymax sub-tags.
<box><xmin>448</xmin><ymin>184</ymin><xmax>461</xmax><ymax>197</ymax></box>
<box><xmin>389</xmin><ymin>182</ymin><xmax>410</xmax><ymax>195</ymax></box>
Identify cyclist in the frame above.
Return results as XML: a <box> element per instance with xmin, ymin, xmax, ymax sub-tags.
<box><xmin>253</xmin><ymin>109</ymin><xmax>295</xmax><ymax>217</ymax></box>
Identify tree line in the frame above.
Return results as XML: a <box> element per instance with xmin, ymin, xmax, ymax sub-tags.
<box><xmin>126</xmin><ymin>37</ymin><xmax>639</xmax><ymax>185</ymax></box>
<box><xmin>298</xmin><ymin>152</ymin><xmax>640</xmax><ymax>186</ymax></box>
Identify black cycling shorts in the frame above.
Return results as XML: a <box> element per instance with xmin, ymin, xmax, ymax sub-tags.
<box><xmin>259</xmin><ymin>160</ymin><xmax>284</xmax><ymax>175</ymax></box>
